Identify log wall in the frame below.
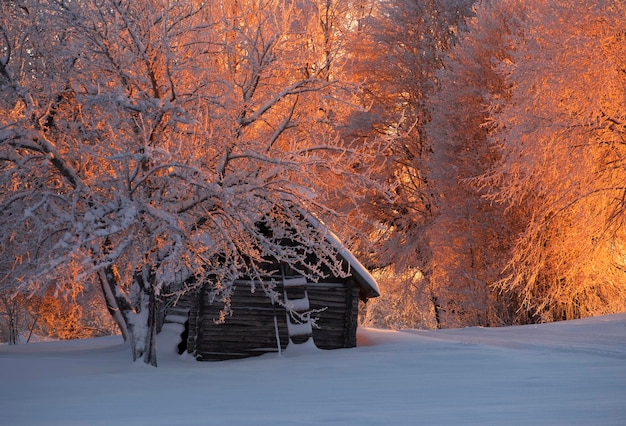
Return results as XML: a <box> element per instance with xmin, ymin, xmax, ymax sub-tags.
<box><xmin>189</xmin><ymin>280</ymin><xmax>360</xmax><ymax>361</ymax></box>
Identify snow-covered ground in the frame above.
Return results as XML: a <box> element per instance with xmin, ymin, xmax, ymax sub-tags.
<box><xmin>1</xmin><ymin>314</ymin><xmax>625</xmax><ymax>425</ymax></box>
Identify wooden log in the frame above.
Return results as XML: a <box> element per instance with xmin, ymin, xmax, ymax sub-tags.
<box><xmin>192</xmin><ymin>277</ymin><xmax>363</xmax><ymax>359</ymax></box>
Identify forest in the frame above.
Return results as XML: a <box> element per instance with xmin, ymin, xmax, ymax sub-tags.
<box><xmin>1</xmin><ymin>0</ymin><xmax>625</xmax><ymax>365</ymax></box>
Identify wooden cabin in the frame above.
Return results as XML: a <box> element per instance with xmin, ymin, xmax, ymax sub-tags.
<box><xmin>166</xmin><ymin>230</ymin><xmax>379</xmax><ymax>361</ymax></box>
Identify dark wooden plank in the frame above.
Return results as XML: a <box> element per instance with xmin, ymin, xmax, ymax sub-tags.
<box><xmin>192</xmin><ymin>278</ymin><xmax>363</xmax><ymax>359</ymax></box>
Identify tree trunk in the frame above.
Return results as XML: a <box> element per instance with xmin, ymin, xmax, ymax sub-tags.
<box><xmin>1</xmin><ymin>296</ymin><xmax>20</xmax><ymax>345</ymax></box>
<box><xmin>98</xmin><ymin>264</ymin><xmax>158</xmax><ymax>366</ymax></box>
<box><xmin>98</xmin><ymin>268</ymin><xmax>129</xmax><ymax>341</ymax></box>
<box><xmin>124</xmin><ymin>268</ymin><xmax>158</xmax><ymax>367</ymax></box>
<box><xmin>430</xmin><ymin>292</ymin><xmax>442</xmax><ymax>329</ymax></box>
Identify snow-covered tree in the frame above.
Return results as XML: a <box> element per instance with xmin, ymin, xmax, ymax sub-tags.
<box><xmin>423</xmin><ymin>0</ymin><xmax>529</xmax><ymax>327</ymax></box>
<box><xmin>484</xmin><ymin>0</ymin><xmax>626</xmax><ymax>321</ymax></box>
<box><xmin>0</xmin><ymin>0</ymin><xmax>383</xmax><ymax>365</ymax></box>
<box><xmin>349</xmin><ymin>0</ymin><xmax>477</xmax><ymax>328</ymax></box>
<box><xmin>424</xmin><ymin>0</ymin><xmax>626</xmax><ymax>326</ymax></box>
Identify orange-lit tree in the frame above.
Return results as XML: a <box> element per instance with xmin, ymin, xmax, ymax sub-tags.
<box><xmin>349</xmin><ymin>0</ymin><xmax>477</xmax><ymax>328</ymax></box>
<box><xmin>0</xmin><ymin>0</ymin><xmax>383</xmax><ymax>365</ymax></box>
<box><xmin>485</xmin><ymin>0</ymin><xmax>626</xmax><ymax>321</ymax></box>
<box><xmin>422</xmin><ymin>0</ymin><xmax>529</xmax><ymax>327</ymax></box>
<box><xmin>425</xmin><ymin>0</ymin><xmax>626</xmax><ymax>326</ymax></box>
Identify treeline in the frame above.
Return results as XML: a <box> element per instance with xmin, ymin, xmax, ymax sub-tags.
<box><xmin>364</xmin><ymin>0</ymin><xmax>626</xmax><ymax>328</ymax></box>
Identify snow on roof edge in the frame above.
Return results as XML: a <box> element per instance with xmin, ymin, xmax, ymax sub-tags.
<box><xmin>304</xmin><ymin>212</ymin><xmax>380</xmax><ymax>298</ymax></box>
<box><xmin>325</xmin><ymin>230</ymin><xmax>381</xmax><ymax>298</ymax></box>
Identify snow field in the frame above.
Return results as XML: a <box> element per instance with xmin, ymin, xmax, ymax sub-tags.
<box><xmin>1</xmin><ymin>314</ymin><xmax>625</xmax><ymax>425</ymax></box>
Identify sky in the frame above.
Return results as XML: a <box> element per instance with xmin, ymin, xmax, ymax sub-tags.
<box><xmin>1</xmin><ymin>313</ymin><xmax>625</xmax><ymax>425</ymax></box>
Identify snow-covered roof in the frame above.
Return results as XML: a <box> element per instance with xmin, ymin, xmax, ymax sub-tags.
<box><xmin>324</xmin><ymin>229</ymin><xmax>380</xmax><ymax>299</ymax></box>
<box><xmin>304</xmin><ymin>212</ymin><xmax>380</xmax><ymax>299</ymax></box>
